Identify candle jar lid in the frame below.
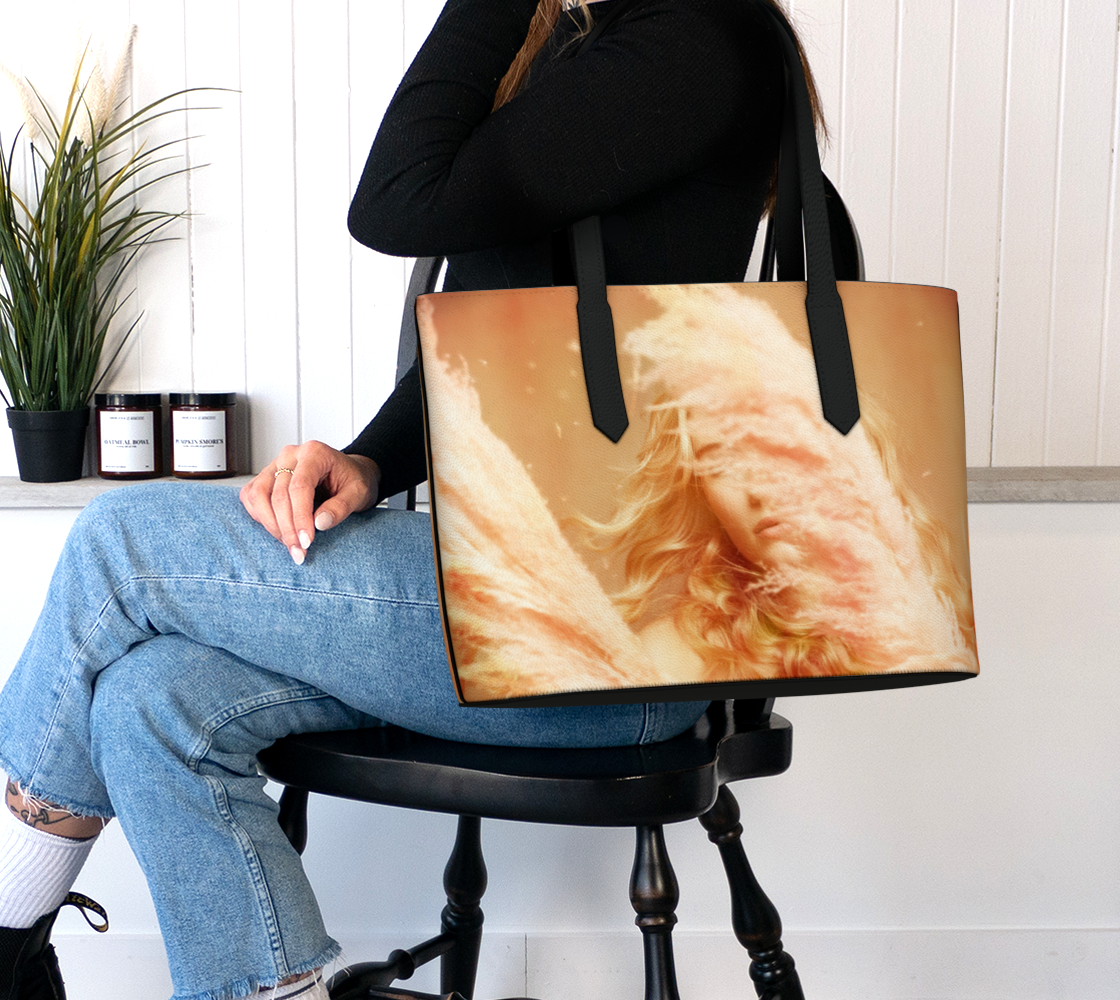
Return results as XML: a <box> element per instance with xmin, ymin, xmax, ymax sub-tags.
<box><xmin>95</xmin><ymin>392</ymin><xmax>163</xmax><ymax>407</ymax></box>
<box><xmin>168</xmin><ymin>392</ymin><xmax>237</xmax><ymax>407</ymax></box>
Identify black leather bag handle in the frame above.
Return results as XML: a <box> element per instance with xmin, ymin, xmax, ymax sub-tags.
<box><xmin>568</xmin><ymin>0</ymin><xmax>861</xmax><ymax>437</ymax></box>
<box><xmin>760</xmin><ymin>6</ymin><xmax>859</xmax><ymax>433</ymax></box>
<box><xmin>756</xmin><ymin>50</ymin><xmax>866</xmax><ymax>285</ymax></box>
<box><xmin>760</xmin><ymin>172</ymin><xmax>865</xmax><ymax>284</ymax></box>
<box><xmin>761</xmin><ymin>56</ymin><xmax>805</xmax><ymax>282</ymax></box>
<box><xmin>565</xmin><ymin>0</ymin><xmax>644</xmax><ymax>443</ymax></box>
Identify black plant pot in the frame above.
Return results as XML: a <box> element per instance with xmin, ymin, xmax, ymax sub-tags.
<box><xmin>6</xmin><ymin>408</ymin><xmax>90</xmax><ymax>483</ymax></box>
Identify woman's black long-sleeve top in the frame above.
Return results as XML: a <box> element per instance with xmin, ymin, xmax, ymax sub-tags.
<box><xmin>344</xmin><ymin>0</ymin><xmax>783</xmax><ymax>502</ymax></box>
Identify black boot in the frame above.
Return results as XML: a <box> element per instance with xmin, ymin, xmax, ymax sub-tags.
<box><xmin>0</xmin><ymin>894</ymin><xmax>107</xmax><ymax>1000</ymax></box>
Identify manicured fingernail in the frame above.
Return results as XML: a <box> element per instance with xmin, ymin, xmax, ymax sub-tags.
<box><xmin>314</xmin><ymin>512</ymin><xmax>335</xmax><ymax>531</ymax></box>
<box><xmin>289</xmin><ymin>545</ymin><xmax>305</xmax><ymax>566</ymax></box>
<box><xmin>298</xmin><ymin>530</ymin><xmax>311</xmax><ymax>549</ymax></box>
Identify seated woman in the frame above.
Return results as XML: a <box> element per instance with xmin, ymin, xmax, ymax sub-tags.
<box><xmin>0</xmin><ymin>0</ymin><xmax>817</xmax><ymax>997</ymax></box>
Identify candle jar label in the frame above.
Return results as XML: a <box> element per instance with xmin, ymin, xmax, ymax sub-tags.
<box><xmin>173</xmin><ymin>410</ymin><xmax>227</xmax><ymax>472</ymax></box>
<box><xmin>99</xmin><ymin>411</ymin><xmax>156</xmax><ymax>472</ymax></box>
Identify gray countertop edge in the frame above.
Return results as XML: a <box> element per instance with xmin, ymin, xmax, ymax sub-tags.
<box><xmin>964</xmin><ymin>467</ymin><xmax>1120</xmax><ymax>503</ymax></box>
<box><xmin>2</xmin><ymin>468</ymin><xmax>1120</xmax><ymax>508</ymax></box>
<box><xmin>0</xmin><ymin>475</ymin><xmax>254</xmax><ymax>508</ymax></box>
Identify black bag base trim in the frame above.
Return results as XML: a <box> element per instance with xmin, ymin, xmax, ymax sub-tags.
<box><xmin>462</xmin><ymin>670</ymin><xmax>975</xmax><ymax>708</ymax></box>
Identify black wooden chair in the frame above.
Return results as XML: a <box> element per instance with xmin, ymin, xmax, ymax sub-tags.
<box><xmin>257</xmin><ymin>699</ymin><xmax>801</xmax><ymax>1000</ymax></box>
<box><xmin>257</xmin><ymin>182</ymin><xmax>866</xmax><ymax>1000</ymax></box>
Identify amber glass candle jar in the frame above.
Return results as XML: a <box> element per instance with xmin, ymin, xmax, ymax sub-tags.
<box><xmin>94</xmin><ymin>393</ymin><xmax>163</xmax><ymax>479</ymax></box>
<box><xmin>169</xmin><ymin>392</ymin><xmax>237</xmax><ymax>478</ymax></box>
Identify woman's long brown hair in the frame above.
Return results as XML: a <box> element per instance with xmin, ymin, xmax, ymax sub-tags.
<box><xmin>492</xmin><ymin>0</ymin><xmax>830</xmax><ymax>213</ymax></box>
<box><xmin>495</xmin><ymin>0</ymin><xmax>828</xmax><ymax>135</ymax></box>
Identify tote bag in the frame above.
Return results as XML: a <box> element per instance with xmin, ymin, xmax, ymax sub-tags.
<box><xmin>412</xmin><ymin>1</ymin><xmax>979</xmax><ymax>706</ymax></box>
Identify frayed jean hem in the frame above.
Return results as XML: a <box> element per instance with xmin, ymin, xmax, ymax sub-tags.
<box><xmin>170</xmin><ymin>938</ymin><xmax>341</xmax><ymax>1000</ymax></box>
<box><xmin>0</xmin><ymin>752</ymin><xmax>116</xmax><ymax>821</ymax></box>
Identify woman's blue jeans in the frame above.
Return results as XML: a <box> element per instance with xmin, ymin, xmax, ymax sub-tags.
<box><xmin>0</xmin><ymin>482</ymin><xmax>707</xmax><ymax>1000</ymax></box>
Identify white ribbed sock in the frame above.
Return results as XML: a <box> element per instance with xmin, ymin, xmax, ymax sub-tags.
<box><xmin>0</xmin><ymin>798</ymin><xmax>98</xmax><ymax>929</ymax></box>
<box><xmin>256</xmin><ymin>969</ymin><xmax>327</xmax><ymax>1000</ymax></box>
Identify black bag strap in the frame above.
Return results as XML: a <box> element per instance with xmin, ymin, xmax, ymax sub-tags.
<box><xmin>762</xmin><ymin>57</ymin><xmax>805</xmax><ymax>281</ymax></box>
<box><xmin>757</xmin><ymin>51</ymin><xmax>862</xmax><ymax>286</ymax></box>
<box><xmin>757</xmin><ymin>48</ymin><xmax>866</xmax><ymax>284</ymax></box>
<box><xmin>396</xmin><ymin>255</ymin><xmax>442</xmax><ymax>380</ymax></box>
<box><xmin>564</xmin><ymin>0</ymin><xmax>644</xmax><ymax>443</ymax></box>
<box><xmin>747</xmin><ymin>5</ymin><xmax>860</xmax><ymax>432</ymax></box>
<box><xmin>567</xmin><ymin>0</ymin><xmax>860</xmax><ymax>436</ymax></box>
<box><xmin>570</xmin><ymin>214</ymin><xmax>629</xmax><ymax>440</ymax></box>
<box><xmin>761</xmin><ymin>172</ymin><xmax>865</xmax><ymax>283</ymax></box>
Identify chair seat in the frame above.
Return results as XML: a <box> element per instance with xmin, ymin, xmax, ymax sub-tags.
<box><xmin>257</xmin><ymin>700</ymin><xmax>791</xmax><ymax>827</ymax></box>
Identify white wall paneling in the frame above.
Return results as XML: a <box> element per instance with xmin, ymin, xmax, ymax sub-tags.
<box><xmin>833</xmin><ymin>0</ymin><xmax>898</xmax><ymax>284</ymax></box>
<box><xmin>238</xmin><ymin>0</ymin><xmax>301</xmax><ymax>464</ymax></box>
<box><xmin>1103</xmin><ymin>3</ymin><xmax>1120</xmax><ymax>465</ymax></box>
<box><xmin>0</xmin><ymin>2</ymin><xmax>133</xmax><ymax>471</ymax></box>
<box><xmin>891</xmin><ymin>0</ymin><xmax>953</xmax><ymax>288</ymax></box>
<box><xmin>1045</xmin><ymin>0</ymin><xmax>1117</xmax><ymax>466</ymax></box>
<box><xmin>293</xmin><ymin>0</ymin><xmax>355</xmax><ymax>448</ymax></box>
<box><xmin>89</xmin><ymin>8</ymin><xmax>142</xmax><ymax>409</ymax></box>
<box><xmin>127</xmin><ymin>0</ymin><xmax>194</xmax><ymax>396</ymax></box>
<box><xmin>183</xmin><ymin>4</ymin><xmax>247</xmax><ymax>403</ymax></box>
<box><xmin>992</xmin><ymin>1</ymin><xmax>1075</xmax><ymax>465</ymax></box>
<box><xmin>945</xmin><ymin>0</ymin><xmax>1008</xmax><ymax>467</ymax></box>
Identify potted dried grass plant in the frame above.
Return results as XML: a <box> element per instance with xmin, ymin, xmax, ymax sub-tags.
<box><xmin>0</xmin><ymin>29</ymin><xmax>197</xmax><ymax>481</ymax></box>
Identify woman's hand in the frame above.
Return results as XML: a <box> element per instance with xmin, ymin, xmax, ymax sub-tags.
<box><xmin>240</xmin><ymin>441</ymin><xmax>381</xmax><ymax>564</ymax></box>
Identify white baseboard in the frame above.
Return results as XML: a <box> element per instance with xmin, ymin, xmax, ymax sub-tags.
<box><xmin>527</xmin><ymin>929</ymin><xmax>1120</xmax><ymax>1000</ymax></box>
<box><xmin>52</xmin><ymin>928</ymin><xmax>1120</xmax><ymax>1000</ymax></box>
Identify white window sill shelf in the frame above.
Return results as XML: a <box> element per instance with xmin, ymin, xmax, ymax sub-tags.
<box><xmin>1</xmin><ymin>468</ymin><xmax>1119</xmax><ymax>509</ymax></box>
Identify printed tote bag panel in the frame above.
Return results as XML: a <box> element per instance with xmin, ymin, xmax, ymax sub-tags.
<box><xmin>414</xmin><ymin>1</ymin><xmax>978</xmax><ymax>706</ymax></box>
<box><xmin>417</xmin><ymin>279</ymin><xmax>977</xmax><ymax>706</ymax></box>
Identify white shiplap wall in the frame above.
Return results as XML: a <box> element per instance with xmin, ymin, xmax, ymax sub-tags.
<box><xmin>0</xmin><ymin>0</ymin><xmax>1117</xmax><ymax>476</ymax></box>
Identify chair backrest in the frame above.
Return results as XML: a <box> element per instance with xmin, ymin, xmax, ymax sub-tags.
<box><xmin>384</xmin><ymin>257</ymin><xmax>443</xmax><ymax>511</ymax></box>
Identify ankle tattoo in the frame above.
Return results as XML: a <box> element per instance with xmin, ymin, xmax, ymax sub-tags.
<box><xmin>6</xmin><ymin>780</ymin><xmax>67</xmax><ymax>830</ymax></box>
<box><xmin>4</xmin><ymin>780</ymin><xmax>104</xmax><ymax>836</ymax></box>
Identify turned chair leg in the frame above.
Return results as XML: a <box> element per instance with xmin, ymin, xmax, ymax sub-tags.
<box><xmin>440</xmin><ymin>815</ymin><xmax>488</xmax><ymax>1000</ymax></box>
<box><xmin>699</xmin><ymin>786</ymin><xmax>805</xmax><ymax>1000</ymax></box>
<box><xmin>630</xmin><ymin>825</ymin><xmax>683</xmax><ymax>1000</ymax></box>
